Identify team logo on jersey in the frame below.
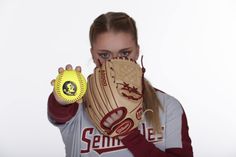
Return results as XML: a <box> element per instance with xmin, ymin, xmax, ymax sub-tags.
<box><xmin>80</xmin><ymin>123</ymin><xmax>164</xmax><ymax>155</ymax></box>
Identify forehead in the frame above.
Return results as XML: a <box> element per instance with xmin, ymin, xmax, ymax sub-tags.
<box><xmin>92</xmin><ymin>32</ymin><xmax>136</xmax><ymax>50</ymax></box>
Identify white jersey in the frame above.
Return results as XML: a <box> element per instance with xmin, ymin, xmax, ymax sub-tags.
<box><xmin>49</xmin><ymin>91</ymin><xmax>187</xmax><ymax>157</ymax></box>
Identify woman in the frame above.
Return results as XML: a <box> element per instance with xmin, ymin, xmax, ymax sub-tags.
<box><xmin>48</xmin><ymin>12</ymin><xmax>193</xmax><ymax>157</ymax></box>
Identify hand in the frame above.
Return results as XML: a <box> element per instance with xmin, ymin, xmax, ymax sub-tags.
<box><xmin>51</xmin><ymin>64</ymin><xmax>82</xmax><ymax>105</ymax></box>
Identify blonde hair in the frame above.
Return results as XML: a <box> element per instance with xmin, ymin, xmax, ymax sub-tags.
<box><xmin>89</xmin><ymin>12</ymin><xmax>163</xmax><ymax>133</ymax></box>
<box><xmin>143</xmin><ymin>78</ymin><xmax>163</xmax><ymax>133</ymax></box>
<box><xmin>89</xmin><ymin>12</ymin><xmax>138</xmax><ymax>46</ymax></box>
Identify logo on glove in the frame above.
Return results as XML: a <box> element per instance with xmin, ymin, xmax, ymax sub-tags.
<box><xmin>118</xmin><ymin>82</ymin><xmax>142</xmax><ymax>100</ymax></box>
<box><xmin>100</xmin><ymin>70</ymin><xmax>107</xmax><ymax>86</ymax></box>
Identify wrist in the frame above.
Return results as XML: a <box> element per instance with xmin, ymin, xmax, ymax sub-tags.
<box><xmin>119</xmin><ymin>128</ymin><xmax>140</xmax><ymax>141</ymax></box>
<box><xmin>53</xmin><ymin>90</ymin><xmax>72</xmax><ymax>106</ymax></box>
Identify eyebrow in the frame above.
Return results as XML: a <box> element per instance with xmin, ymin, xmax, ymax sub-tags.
<box><xmin>97</xmin><ymin>49</ymin><xmax>111</xmax><ymax>53</ymax></box>
<box><xmin>118</xmin><ymin>47</ymin><xmax>132</xmax><ymax>52</ymax></box>
<box><xmin>97</xmin><ymin>47</ymin><xmax>132</xmax><ymax>53</ymax></box>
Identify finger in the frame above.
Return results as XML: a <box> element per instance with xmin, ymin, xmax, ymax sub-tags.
<box><xmin>58</xmin><ymin>67</ymin><xmax>64</xmax><ymax>73</ymax></box>
<box><xmin>51</xmin><ymin>79</ymin><xmax>55</xmax><ymax>86</ymax></box>
<box><xmin>66</xmin><ymin>64</ymin><xmax>73</xmax><ymax>70</ymax></box>
<box><xmin>75</xmin><ymin>66</ymin><xmax>81</xmax><ymax>72</ymax></box>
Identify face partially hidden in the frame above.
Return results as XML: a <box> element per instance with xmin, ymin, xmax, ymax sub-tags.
<box><xmin>91</xmin><ymin>31</ymin><xmax>140</xmax><ymax>66</ymax></box>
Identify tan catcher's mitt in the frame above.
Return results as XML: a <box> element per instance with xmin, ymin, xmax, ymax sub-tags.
<box><xmin>86</xmin><ymin>58</ymin><xmax>144</xmax><ymax>137</ymax></box>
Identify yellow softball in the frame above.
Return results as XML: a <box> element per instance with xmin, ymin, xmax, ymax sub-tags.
<box><xmin>54</xmin><ymin>70</ymin><xmax>87</xmax><ymax>103</ymax></box>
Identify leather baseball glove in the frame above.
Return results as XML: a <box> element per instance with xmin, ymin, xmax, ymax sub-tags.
<box><xmin>85</xmin><ymin>57</ymin><xmax>144</xmax><ymax>137</ymax></box>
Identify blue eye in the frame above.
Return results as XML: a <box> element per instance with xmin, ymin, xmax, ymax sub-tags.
<box><xmin>120</xmin><ymin>51</ymin><xmax>131</xmax><ymax>57</ymax></box>
<box><xmin>99</xmin><ymin>53</ymin><xmax>111</xmax><ymax>59</ymax></box>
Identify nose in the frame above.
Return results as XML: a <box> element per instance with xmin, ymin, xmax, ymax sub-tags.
<box><xmin>111</xmin><ymin>52</ymin><xmax>119</xmax><ymax>59</ymax></box>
